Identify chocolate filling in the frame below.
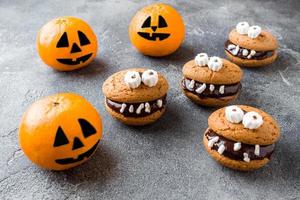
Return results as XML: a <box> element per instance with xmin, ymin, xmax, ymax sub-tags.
<box><xmin>106</xmin><ymin>95</ymin><xmax>166</xmax><ymax>117</ymax></box>
<box><xmin>205</xmin><ymin>129</ymin><xmax>275</xmax><ymax>161</ymax></box>
<box><xmin>225</xmin><ymin>40</ymin><xmax>274</xmax><ymax>60</ymax></box>
<box><xmin>182</xmin><ymin>78</ymin><xmax>241</xmax><ymax>98</ymax></box>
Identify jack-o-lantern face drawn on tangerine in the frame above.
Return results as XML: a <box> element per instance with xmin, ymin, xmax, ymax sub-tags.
<box><xmin>137</xmin><ymin>15</ymin><xmax>170</xmax><ymax>41</ymax></box>
<box><xmin>19</xmin><ymin>93</ymin><xmax>102</xmax><ymax>170</ymax></box>
<box><xmin>37</xmin><ymin>17</ymin><xmax>98</xmax><ymax>71</ymax></box>
<box><xmin>53</xmin><ymin>118</ymin><xmax>99</xmax><ymax>165</ymax></box>
<box><xmin>129</xmin><ymin>3</ymin><xmax>185</xmax><ymax>57</ymax></box>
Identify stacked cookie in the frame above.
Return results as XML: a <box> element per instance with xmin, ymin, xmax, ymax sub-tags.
<box><xmin>181</xmin><ymin>53</ymin><xmax>243</xmax><ymax>107</ymax></box>
<box><xmin>203</xmin><ymin>105</ymin><xmax>280</xmax><ymax>171</ymax></box>
<box><xmin>225</xmin><ymin>22</ymin><xmax>278</xmax><ymax>67</ymax></box>
<box><xmin>102</xmin><ymin>68</ymin><xmax>168</xmax><ymax>126</ymax></box>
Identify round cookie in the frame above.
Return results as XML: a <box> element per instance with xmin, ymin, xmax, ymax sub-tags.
<box><xmin>203</xmin><ymin>105</ymin><xmax>280</xmax><ymax>171</ymax></box>
<box><xmin>102</xmin><ymin>68</ymin><xmax>169</xmax><ymax>126</ymax></box>
<box><xmin>225</xmin><ymin>22</ymin><xmax>278</xmax><ymax>67</ymax></box>
<box><xmin>181</xmin><ymin>53</ymin><xmax>243</xmax><ymax>107</ymax></box>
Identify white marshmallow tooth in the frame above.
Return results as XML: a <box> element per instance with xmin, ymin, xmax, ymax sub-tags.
<box><xmin>208</xmin><ymin>56</ymin><xmax>223</xmax><ymax>72</ymax></box>
<box><xmin>231</xmin><ymin>45</ymin><xmax>240</xmax><ymax>56</ymax></box>
<box><xmin>187</xmin><ymin>80</ymin><xmax>195</xmax><ymax>91</ymax></box>
<box><xmin>195</xmin><ymin>83</ymin><xmax>206</xmax><ymax>94</ymax></box>
<box><xmin>228</xmin><ymin>44</ymin><xmax>236</xmax><ymax>51</ymax></box>
<box><xmin>142</xmin><ymin>69</ymin><xmax>158</xmax><ymax>87</ymax></box>
<box><xmin>120</xmin><ymin>103</ymin><xmax>127</xmax><ymax>113</ymax></box>
<box><xmin>136</xmin><ymin>103</ymin><xmax>144</xmax><ymax>114</ymax></box>
<box><xmin>254</xmin><ymin>144</ymin><xmax>260</xmax><ymax>156</ymax></box>
<box><xmin>124</xmin><ymin>71</ymin><xmax>141</xmax><ymax>89</ymax></box>
<box><xmin>250</xmin><ymin>50</ymin><xmax>256</xmax><ymax>56</ymax></box>
<box><xmin>242</xmin><ymin>49</ymin><xmax>249</xmax><ymax>56</ymax></box>
<box><xmin>219</xmin><ymin>85</ymin><xmax>225</xmax><ymax>94</ymax></box>
<box><xmin>225</xmin><ymin>105</ymin><xmax>244</xmax><ymax>123</ymax></box>
<box><xmin>248</xmin><ymin>25</ymin><xmax>262</xmax><ymax>39</ymax></box>
<box><xmin>247</xmin><ymin>50</ymin><xmax>256</xmax><ymax>59</ymax></box>
<box><xmin>209</xmin><ymin>84</ymin><xmax>215</xmax><ymax>92</ymax></box>
<box><xmin>129</xmin><ymin>105</ymin><xmax>134</xmax><ymax>113</ymax></box>
<box><xmin>242</xmin><ymin>111</ymin><xmax>263</xmax><ymax>129</ymax></box>
<box><xmin>195</xmin><ymin>53</ymin><xmax>209</xmax><ymax>67</ymax></box>
<box><xmin>233</xmin><ymin>142</ymin><xmax>241</xmax><ymax>151</ymax></box>
<box><xmin>236</xmin><ymin>22</ymin><xmax>250</xmax><ymax>35</ymax></box>
<box><xmin>156</xmin><ymin>99</ymin><xmax>163</xmax><ymax>108</ymax></box>
<box><xmin>218</xmin><ymin>144</ymin><xmax>226</xmax><ymax>155</ymax></box>
<box><xmin>208</xmin><ymin>136</ymin><xmax>219</xmax><ymax>148</ymax></box>
<box><xmin>145</xmin><ymin>102</ymin><xmax>151</xmax><ymax>113</ymax></box>
<box><xmin>243</xmin><ymin>153</ymin><xmax>250</xmax><ymax>162</ymax></box>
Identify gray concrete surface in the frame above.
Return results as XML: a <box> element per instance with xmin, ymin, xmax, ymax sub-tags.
<box><xmin>0</xmin><ymin>0</ymin><xmax>299</xmax><ymax>199</ymax></box>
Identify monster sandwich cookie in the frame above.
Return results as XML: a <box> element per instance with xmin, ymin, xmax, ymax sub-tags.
<box><xmin>225</xmin><ymin>22</ymin><xmax>278</xmax><ymax>67</ymax></box>
<box><xmin>102</xmin><ymin>68</ymin><xmax>169</xmax><ymax>125</ymax></box>
<box><xmin>203</xmin><ymin>105</ymin><xmax>280</xmax><ymax>171</ymax></box>
<box><xmin>181</xmin><ymin>53</ymin><xmax>243</xmax><ymax>106</ymax></box>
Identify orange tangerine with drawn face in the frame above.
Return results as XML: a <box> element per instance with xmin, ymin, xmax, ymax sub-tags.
<box><xmin>37</xmin><ymin>16</ymin><xmax>98</xmax><ymax>71</ymax></box>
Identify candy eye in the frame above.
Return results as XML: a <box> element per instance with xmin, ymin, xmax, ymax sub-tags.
<box><xmin>195</xmin><ymin>53</ymin><xmax>209</xmax><ymax>67</ymax></box>
<box><xmin>225</xmin><ymin>105</ymin><xmax>244</xmax><ymax>123</ymax></box>
<box><xmin>124</xmin><ymin>71</ymin><xmax>142</xmax><ymax>89</ymax></box>
<box><xmin>236</xmin><ymin>21</ymin><xmax>249</xmax><ymax>35</ymax></box>
<box><xmin>242</xmin><ymin>111</ymin><xmax>263</xmax><ymax>129</ymax></box>
<box><xmin>208</xmin><ymin>56</ymin><xmax>223</xmax><ymax>72</ymax></box>
<box><xmin>248</xmin><ymin>25</ymin><xmax>262</xmax><ymax>39</ymax></box>
<box><xmin>142</xmin><ymin>69</ymin><xmax>158</xmax><ymax>87</ymax></box>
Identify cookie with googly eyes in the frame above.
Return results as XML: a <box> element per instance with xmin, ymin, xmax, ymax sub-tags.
<box><xmin>102</xmin><ymin>68</ymin><xmax>169</xmax><ymax>126</ymax></box>
<box><xmin>225</xmin><ymin>22</ymin><xmax>278</xmax><ymax>67</ymax></box>
<box><xmin>203</xmin><ymin>105</ymin><xmax>280</xmax><ymax>171</ymax></box>
<box><xmin>181</xmin><ymin>53</ymin><xmax>243</xmax><ymax>107</ymax></box>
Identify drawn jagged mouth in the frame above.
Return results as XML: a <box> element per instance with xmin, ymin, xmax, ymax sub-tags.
<box><xmin>56</xmin><ymin>53</ymin><xmax>93</xmax><ymax>65</ymax></box>
<box><xmin>55</xmin><ymin>140</ymin><xmax>99</xmax><ymax>165</ymax></box>
<box><xmin>137</xmin><ymin>32</ymin><xmax>170</xmax><ymax>41</ymax></box>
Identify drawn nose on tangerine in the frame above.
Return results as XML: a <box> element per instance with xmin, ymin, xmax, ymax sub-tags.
<box><xmin>151</xmin><ymin>26</ymin><xmax>157</xmax><ymax>32</ymax></box>
<box><xmin>70</xmin><ymin>43</ymin><xmax>82</xmax><ymax>53</ymax></box>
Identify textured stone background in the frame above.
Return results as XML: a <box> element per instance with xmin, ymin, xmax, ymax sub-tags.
<box><xmin>0</xmin><ymin>0</ymin><xmax>299</xmax><ymax>199</ymax></box>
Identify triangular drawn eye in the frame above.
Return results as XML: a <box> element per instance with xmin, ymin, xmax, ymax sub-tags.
<box><xmin>158</xmin><ymin>15</ymin><xmax>167</xmax><ymax>28</ymax></box>
<box><xmin>78</xmin><ymin>118</ymin><xmax>97</xmax><ymax>138</ymax></box>
<box><xmin>56</xmin><ymin>32</ymin><xmax>69</xmax><ymax>48</ymax></box>
<box><xmin>78</xmin><ymin>31</ymin><xmax>90</xmax><ymax>46</ymax></box>
<box><xmin>53</xmin><ymin>126</ymin><xmax>69</xmax><ymax>147</ymax></box>
<box><xmin>141</xmin><ymin>16</ymin><xmax>151</xmax><ymax>28</ymax></box>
